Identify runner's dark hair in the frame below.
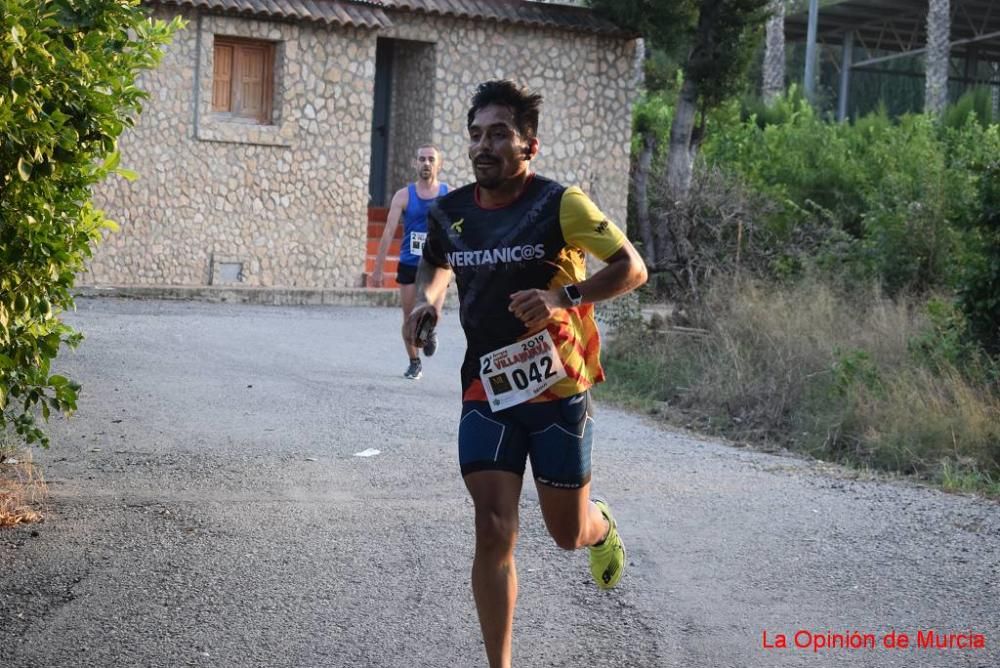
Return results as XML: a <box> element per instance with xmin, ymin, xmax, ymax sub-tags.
<box><xmin>467</xmin><ymin>80</ymin><xmax>542</xmax><ymax>140</ymax></box>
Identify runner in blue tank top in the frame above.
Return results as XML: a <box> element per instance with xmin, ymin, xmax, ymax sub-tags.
<box><xmin>372</xmin><ymin>145</ymin><xmax>450</xmax><ymax>379</ymax></box>
<box><xmin>400</xmin><ymin>182</ymin><xmax>448</xmax><ymax>266</ymax></box>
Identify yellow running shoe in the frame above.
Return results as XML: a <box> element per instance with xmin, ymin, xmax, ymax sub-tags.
<box><xmin>589</xmin><ymin>499</ymin><xmax>626</xmax><ymax>590</ymax></box>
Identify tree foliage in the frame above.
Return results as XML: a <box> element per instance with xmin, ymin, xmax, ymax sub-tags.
<box><xmin>1</xmin><ymin>0</ymin><xmax>180</xmax><ymax>445</ymax></box>
<box><xmin>957</xmin><ymin>162</ymin><xmax>1000</xmax><ymax>356</ymax></box>
<box><xmin>588</xmin><ymin>0</ymin><xmax>770</xmax><ymax>275</ymax></box>
<box><xmin>588</xmin><ymin>0</ymin><xmax>769</xmax><ymax>112</ymax></box>
<box><xmin>702</xmin><ymin>96</ymin><xmax>999</xmax><ymax>296</ymax></box>
<box><xmin>684</xmin><ymin>0</ymin><xmax>772</xmax><ymax>110</ymax></box>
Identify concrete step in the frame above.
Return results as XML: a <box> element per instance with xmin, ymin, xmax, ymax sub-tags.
<box><xmin>362</xmin><ymin>271</ymin><xmax>398</xmax><ymax>289</ymax></box>
<box><xmin>365</xmin><ymin>254</ymin><xmax>400</xmax><ymax>287</ymax></box>
<box><xmin>365</xmin><ymin>208</ymin><xmax>400</xmax><ymax>289</ymax></box>
<box><xmin>367</xmin><ymin>238</ymin><xmax>401</xmax><ymax>256</ymax></box>
<box><xmin>367</xmin><ymin>221</ymin><xmax>403</xmax><ymax>239</ymax></box>
<box><xmin>365</xmin><ymin>255</ymin><xmax>399</xmax><ymax>274</ymax></box>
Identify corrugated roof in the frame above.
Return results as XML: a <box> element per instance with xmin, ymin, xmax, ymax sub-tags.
<box><xmin>149</xmin><ymin>0</ymin><xmax>634</xmax><ymax>37</ymax></box>
<box><xmin>149</xmin><ymin>0</ymin><xmax>392</xmax><ymax>29</ymax></box>
<box><xmin>378</xmin><ymin>0</ymin><xmax>633</xmax><ymax>37</ymax></box>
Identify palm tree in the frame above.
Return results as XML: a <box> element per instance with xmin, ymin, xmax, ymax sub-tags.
<box><xmin>992</xmin><ymin>63</ymin><xmax>999</xmax><ymax>118</ymax></box>
<box><xmin>762</xmin><ymin>0</ymin><xmax>786</xmax><ymax>103</ymax></box>
<box><xmin>924</xmin><ymin>0</ymin><xmax>950</xmax><ymax>115</ymax></box>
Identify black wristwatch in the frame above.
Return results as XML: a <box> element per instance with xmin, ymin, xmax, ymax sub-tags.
<box><xmin>563</xmin><ymin>284</ymin><xmax>583</xmax><ymax>307</ymax></box>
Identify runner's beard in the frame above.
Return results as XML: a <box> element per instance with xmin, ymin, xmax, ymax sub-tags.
<box><xmin>475</xmin><ymin>174</ymin><xmax>503</xmax><ymax>189</ymax></box>
<box><xmin>474</xmin><ymin>162</ymin><xmax>502</xmax><ymax>189</ymax></box>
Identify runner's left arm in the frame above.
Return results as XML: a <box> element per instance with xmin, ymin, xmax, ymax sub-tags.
<box><xmin>509</xmin><ymin>187</ymin><xmax>647</xmax><ymax>331</ymax></box>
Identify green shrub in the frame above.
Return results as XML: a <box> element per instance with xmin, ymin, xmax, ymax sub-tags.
<box><xmin>956</xmin><ymin>162</ymin><xmax>1000</xmax><ymax>356</ymax></box>
<box><xmin>831</xmin><ymin>348</ymin><xmax>881</xmax><ymax>398</ymax></box>
<box><xmin>699</xmin><ymin>94</ymin><xmax>996</xmax><ymax>295</ymax></box>
<box><xmin>858</xmin><ymin>115</ymin><xmax>971</xmax><ymax>294</ymax></box>
<box><xmin>1</xmin><ymin>1</ymin><xmax>180</xmax><ymax>445</ymax></box>
<box><xmin>738</xmin><ymin>84</ymin><xmax>810</xmax><ymax>130</ymax></box>
<box><xmin>701</xmin><ymin>95</ymin><xmax>871</xmax><ymax>239</ymax></box>
<box><xmin>906</xmin><ymin>297</ymin><xmax>995</xmax><ymax>379</ymax></box>
<box><xmin>631</xmin><ymin>91</ymin><xmax>674</xmax><ymax>157</ymax></box>
<box><xmin>942</xmin><ymin>87</ymin><xmax>995</xmax><ymax>129</ymax></box>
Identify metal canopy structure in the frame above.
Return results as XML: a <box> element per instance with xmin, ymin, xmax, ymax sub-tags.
<box><xmin>787</xmin><ymin>0</ymin><xmax>1000</xmax><ymax>64</ymax></box>
<box><xmin>785</xmin><ymin>0</ymin><xmax>1000</xmax><ymax>119</ymax></box>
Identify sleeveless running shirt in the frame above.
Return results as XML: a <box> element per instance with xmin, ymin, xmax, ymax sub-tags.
<box><xmin>400</xmin><ymin>182</ymin><xmax>449</xmax><ymax>266</ymax></box>
<box><xmin>423</xmin><ymin>175</ymin><xmax>627</xmax><ymax>402</ymax></box>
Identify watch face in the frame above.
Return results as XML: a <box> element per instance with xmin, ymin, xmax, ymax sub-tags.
<box><xmin>565</xmin><ymin>285</ymin><xmax>582</xmax><ymax>305</ymax></box>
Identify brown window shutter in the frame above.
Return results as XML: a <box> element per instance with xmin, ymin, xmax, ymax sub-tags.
<box><xmin>236</xmin><ymin>45</ymin><xmax>266</xmax><ymax>120</ymax></box>
<box><xmin>212</xmin><ymin>37</ymin><xmax>274</xmax><ymax>123</ymax></box>
<box><xmin>261</xmin><ymin>45</ymin><xmax>274</xmax><ymax>123</ymax></box>
<box><xmin>212</xmin><ymin>43</ymin><xmax>233</xmax><ymax>112</ymax></box>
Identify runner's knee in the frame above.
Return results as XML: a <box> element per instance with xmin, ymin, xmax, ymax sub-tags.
<box><xmin>474</xmin><ymin>508</ymin><xmax>518</xmax><ymax>554</ymax></box>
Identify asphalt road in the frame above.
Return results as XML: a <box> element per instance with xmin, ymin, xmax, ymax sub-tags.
<box><xmin>1</xmin><ymin>298</ymin><xmax>998</xmax><ymax>668</ymax></box>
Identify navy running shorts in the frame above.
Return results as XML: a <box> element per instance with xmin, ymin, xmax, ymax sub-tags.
<box><xmin>395</xmin><ymin>262</ymin><xmax>418</xmax><ymax>285</ymax></box>
<box><xmin>458</xmin><ymin>392</ymin><xmax>594</xmax><ymax>488</ymax></box>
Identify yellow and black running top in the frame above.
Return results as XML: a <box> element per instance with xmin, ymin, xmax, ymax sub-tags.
<box><xmin>423</xmin><ymin>174</ymin><xmax>627</xmax><ymax>402</ymax></box>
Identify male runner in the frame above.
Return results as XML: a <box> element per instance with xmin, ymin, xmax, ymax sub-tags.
<box><xmin>404</xmin><ymin>81</ymin><xmax>647</xmax><ymax>668</ymax></box>
<box><xmin>372</xmin><ymin>144</ymin><xmax>450</xmax><ymax>379</ymax></box>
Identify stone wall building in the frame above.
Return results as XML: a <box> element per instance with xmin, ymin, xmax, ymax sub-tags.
<box><xmin>86</xmin><ymin>0</ymin><xmax>639</xmax><ymax>290</ymax></box>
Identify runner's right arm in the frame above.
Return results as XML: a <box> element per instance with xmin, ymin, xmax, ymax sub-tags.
<box><xmin>372</xmin><ymin>187</ymin><xmax>408</xmax><ymax>287</ymax></box>
<box><xmin>405</xmin><ymin>203</ymin><xmax>453</xmax><ymax>346</ymax></box>
<box><xmin>405</xmin><ymin>260</ymin><xmax>452</xmax><ymax>346</ymax></box>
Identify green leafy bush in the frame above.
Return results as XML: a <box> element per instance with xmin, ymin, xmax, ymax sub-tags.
<box><xmin>956</xmin><ymin>161</ymin><xmax>1000</xmax><ymax>356</ymax></box>
<box><xmin>858</xmin><ymin>115</ymin><xmax>971</xmax><ymax>294</ymax></box>
<box><xmin>831</xmin><ymin>347</ymin><xmax>882</xmax><ymax>398</ymax></box>
<box><xmin>631</xmin><ymin>91</ymin><xmax>674</xmax><ymax>157</ymax></box>
<box><xmin>942</xmin><ymin>87</ymin><xmax>995</xmax><ymax>129</ymax></box>
<box><xmin>1</xmin><ymin>0</ymin><xmax>179</xmax><ymax>445</ymax></box>
<box><xmin>700</xmin><ymin>95</ymin><xmax>999</xmax><ymax>295</ymax></box>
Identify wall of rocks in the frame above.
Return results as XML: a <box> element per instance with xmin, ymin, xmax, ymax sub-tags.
<box><xmin>381</xmin><ymin>12</ymin><xmax>638</xmax><ymax>234</ymax></box>
<box><xmin>88</xmin><ymin>7</ymin><xmax>376</xmax><ymax>288</ymax></box>
<box><xmin>86</xmin><ymin>7</ymin><xmax>638</xmax><ymax>289</ymax></box>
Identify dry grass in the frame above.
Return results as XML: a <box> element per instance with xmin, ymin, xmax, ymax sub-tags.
<box><xmin>846</xmin><ymin>366</ymin><xmax>1000</xmax><ymax>479</ymax></box>
<box><xmin>682</xmin><ymin>278</ymin><xmax>926</xmax><ymax>438</ymax></box>
<box><xmin>600</xmin><ymin>277</ymin><xmax>1000</xmax><ymax>494</ymax></box>
<box><xmin>0</xmin><ymin>442</ymin><xmax>47</xmax><ymax>527</ymax></box>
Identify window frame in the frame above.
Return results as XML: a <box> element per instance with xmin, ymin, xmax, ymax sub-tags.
<box><xmin>211</xmin><ymin>36</ymin><xmax>276</xmax><ymax>125</ymax></box>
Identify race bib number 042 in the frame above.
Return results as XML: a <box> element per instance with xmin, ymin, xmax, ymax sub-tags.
<box><xmin>479</xmin><ymin>330</ymin><xmax>567</xmax><ymax>411</ymax></box>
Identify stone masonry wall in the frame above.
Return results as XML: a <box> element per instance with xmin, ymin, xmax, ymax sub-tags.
<box><xmin>381</xmin><ymin>13</ymin><xmax>638</xmax><ymax>235</ymax></box>
<box><xmin>386</xmin><ymin>39</ymin><xmax>437</xmax><ymax>201</ymax></box>
<box><xmin>88</xmin><ymin>7</ymin><xmax>376</xmax><ymax>288</ymax></box>
<box><xmin>87</xmin><ymin>7</ymin><xmax>637</xmax><ymax>289</ymax></box>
